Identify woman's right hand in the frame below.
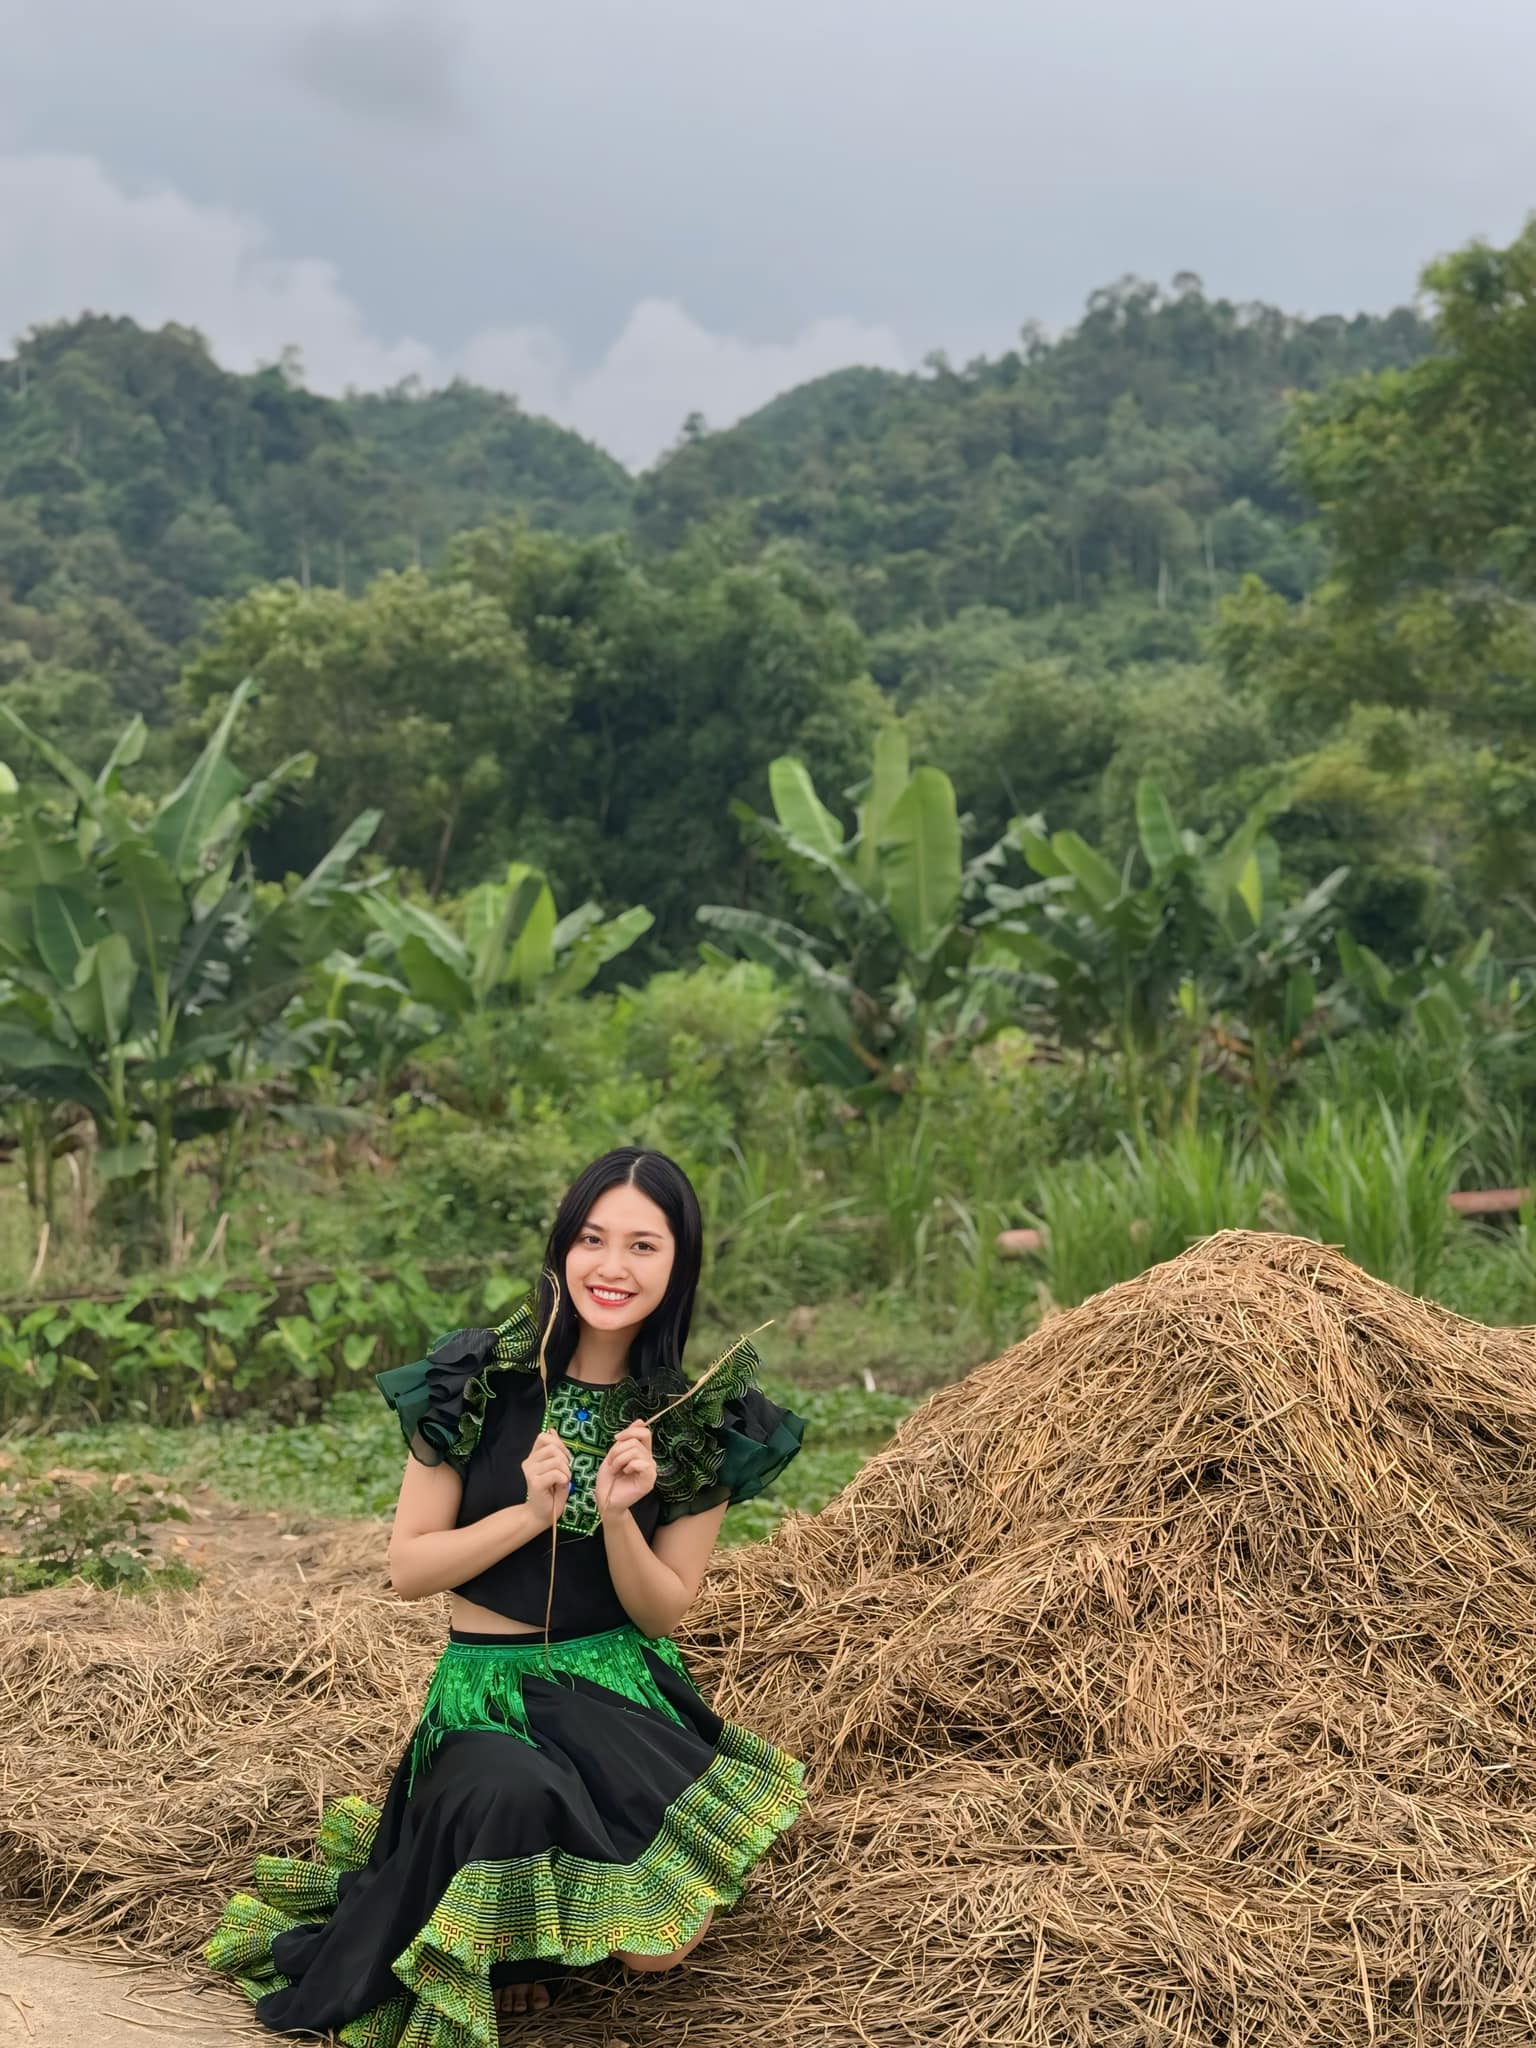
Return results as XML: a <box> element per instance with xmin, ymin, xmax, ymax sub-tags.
<box><xmin>522</xmin><ymin>1430</ymin><xmax>572</xmax><ymax>1524</ymax></box>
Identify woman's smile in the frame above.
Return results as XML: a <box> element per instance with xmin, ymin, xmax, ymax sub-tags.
<box><xmin>587</xmin><ymin>1284</ymin><xmax>636</xmax><ymax>1307</ymax></box>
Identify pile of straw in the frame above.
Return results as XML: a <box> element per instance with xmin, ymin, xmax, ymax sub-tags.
<box><xmin>6</xmin><ymin>1229</ymin><xmax>1536</xmax><ymax>2045</ymax></box>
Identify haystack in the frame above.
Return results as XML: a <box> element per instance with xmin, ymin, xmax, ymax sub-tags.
<box><xmin>6</xmin><ymin>1229</ymin><xmax>1536</xmax><ymax>2046</ymax></box>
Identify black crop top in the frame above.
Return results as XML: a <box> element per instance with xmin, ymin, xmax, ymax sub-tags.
<box><xmin>376</xmin><ymin>1310</ymin><xmax>809</xmax><ymax>1635</ymax></box>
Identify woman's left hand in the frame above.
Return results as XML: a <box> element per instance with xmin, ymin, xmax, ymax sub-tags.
<box><xmin>596</xmin><ymin>1420</ymin><xmax>657</xmax><ymax>1518</ymax></box>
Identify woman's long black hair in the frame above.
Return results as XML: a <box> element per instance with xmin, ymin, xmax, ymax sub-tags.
<box><xmin>533</xmin><ymin>1148</ymin><xmax>702</xmax><ymax>1400</ymax></box>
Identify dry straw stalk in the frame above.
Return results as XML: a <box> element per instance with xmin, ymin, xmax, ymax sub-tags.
<box><xmin>6</xmin><ymin>1231</ymin><xmax>1536</xmax><ymax>2044</ymax></box>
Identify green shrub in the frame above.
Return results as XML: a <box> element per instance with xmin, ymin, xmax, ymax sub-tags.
<box><xmin>0</xmin><ymin>1260</ymin><xmax>523</xmax><ymax>1427</ymax></box>
<box><xmin>0</xmin><ymin>1463</ymin><xmax>197</xmax><ymax>1593</ymax></box>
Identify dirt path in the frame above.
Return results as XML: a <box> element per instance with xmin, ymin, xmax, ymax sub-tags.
<box><xmin>0</xmin><ymin>1927</ymin><xmax>256</xmax><ymax>2047</ymax></box>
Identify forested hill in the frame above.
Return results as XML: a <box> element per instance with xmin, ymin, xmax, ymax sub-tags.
<box><xmin>0</xmin><ymin>315</ymin><xmax>632</xmax><ymax>711</ymax></box>
<box><xmin>0</xmin><ymin>285</ymin><xmax>1436</xmax><ymax>724</ymax></box>
<box><xmin>633</xmin><ymin>281</ymin><xmax>1436</xmax><ymax>634</ymax></box>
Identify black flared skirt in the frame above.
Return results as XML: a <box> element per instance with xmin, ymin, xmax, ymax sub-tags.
<box><xmin>205</xmin><ymin>1620</ymin><xmax>807</xmax><ymax>2047</ymax></box>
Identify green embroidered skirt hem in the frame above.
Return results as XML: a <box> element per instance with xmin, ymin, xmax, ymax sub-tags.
<box><xmin>203</xmin><ymin>1621</ymin><xmax>807</xmax><ymax>2048</ymax></box>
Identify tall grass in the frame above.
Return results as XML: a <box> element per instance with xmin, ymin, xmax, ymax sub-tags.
<box><xmin>1026</xmin><ymin>1126</ymin><xmax>1272</xmax><ymax>1306</ymax></box>
<box><xmin>1268</xmin><ymin>1097</ymin><xmax>1465</xmax><ymax>1296</ymax></box>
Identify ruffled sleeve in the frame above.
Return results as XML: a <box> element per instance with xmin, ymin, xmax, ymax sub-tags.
<box><xmin>376</xmin><ymin>1326</ymin><xmax>504</xmax><ymax>1475</ymax></box>
<box><xmin>655</xmin><ymin>1382</ymin><xmax>808</xmax><ymax>1523</ymax></box>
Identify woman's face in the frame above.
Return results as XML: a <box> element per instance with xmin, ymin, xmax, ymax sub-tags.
<box><xmin>564</xmin><ymin>1183</ymin><xmax>675</xmax><ymax>1334</ymax></box>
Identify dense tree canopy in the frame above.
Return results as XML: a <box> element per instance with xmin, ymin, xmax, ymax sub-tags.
<box><xmin>181</xmin><ymin>526</ymin><xmax>877</xmax><ymax>957</ymax></box>
<box><xmin>0</xmin><ymin>317</ymin><xmax>631</xmax><ymax>719</ymax></box>
<box><xmin>0</xmin><ymin>243</ymin><xmax>1529</xmax><ymax>976</ymax></box>
<box><xmin>634</xmin><ymin>280</ymin><xmax>1434</xmax><ymax>632</ymax></box>
<box><xmin>1216</xmin><ymin>219</ymin><xmax>1536</xmax><ymax>953</ymax></box>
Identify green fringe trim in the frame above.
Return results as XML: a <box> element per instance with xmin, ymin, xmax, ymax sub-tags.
<box><xmin>405</xmin><ymin>1626</ymin><xmax>693</xmax><ymax>1795</ymax></box>
<box><xmin>204</xmin><ymin>1721</ymin><xmax>806</xmax><ymax>2048</ymax></box>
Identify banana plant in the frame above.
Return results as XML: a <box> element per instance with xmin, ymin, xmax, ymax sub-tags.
<box><xmin>0</xmin><ymin>681</ymin><xmax>381</xmax><ymax>1254</ymax></box>
<box><xmin>362</xmin><ymin>863</ymin><xmax>653</xmax><ymax>1017</ymax></box>
<box><xmin>977</xmin><ymin>776</ymin><xmax>1346</xmax><ymax>1129</ymax></box>
<box><xmin>1336</xmin><ymin>926</ymin><xmax>1534</xmax><ymax>1050</ymax></box>
<box><xmin>698</xmin><ymin>728</ymin><xmax>1009</xmax><ymax>1097</ymax></box>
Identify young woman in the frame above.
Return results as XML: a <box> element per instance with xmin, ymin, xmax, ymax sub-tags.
<box><xmin>205</xmin><ymin>1146</ymin><xmax>809</xmax><ymax>2041</ymax></box>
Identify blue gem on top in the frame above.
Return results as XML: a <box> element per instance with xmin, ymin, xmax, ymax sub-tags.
<box><xmin>577</xmin><ymin>1407</ymin><xmax>591</xmax><ymax>1422</ymax></box>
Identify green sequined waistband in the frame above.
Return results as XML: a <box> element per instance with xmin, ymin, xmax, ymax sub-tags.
<box><xmin>407</xmin><ymin>1625</ymin><xmax>696</xmax><ymax>1794</ymax></box>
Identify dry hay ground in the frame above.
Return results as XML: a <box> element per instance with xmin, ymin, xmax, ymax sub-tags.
<box><xmin>5</xmin><ymin>1229</ymin><xmax>1536</xmax><ymax>2046</ymax></box>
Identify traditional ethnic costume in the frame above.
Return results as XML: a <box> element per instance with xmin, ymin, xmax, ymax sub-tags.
<box><xmin>204</xmin><ymin>1297</ymin><xmax>809</xmax><ymax>2045</ymax></box>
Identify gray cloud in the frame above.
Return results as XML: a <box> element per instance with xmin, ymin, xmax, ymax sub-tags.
<box><xmin>1</xmin><ymin>0</ymin><xmax>1535</xmax><ymax>459</ymax></box>
<box><xmin>0</xmin><ymin>151</ymin><xmax>911</xmax><ymax>466</ymax></box>
<box><xmin>282</xmin><ymin>5</ymin><xmax>465</xmax><ymax>129</ymax></box>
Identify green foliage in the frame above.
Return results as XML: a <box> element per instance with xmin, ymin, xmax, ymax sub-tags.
<box><xmin>0</xmin><ymin>1259</ymin><xmax>516</xmax><ymax>1427</ymax></box>
<box><xmin>1026</xmin><ymin>1126</ymin><xmax>1273</xmax><ymax>1306</ymax></box>
<box><xmin>983</xmin><ymin>776</ymin><xmax>1346</xmax><ymax>1128</ymax></box>
<box><xmin>182</xmin><ymin>526</ymin><xmax>875</xmax><ymax>954</ymax></box>
<box><xmin>0</xmin><ymin>1462</ymin><xmax>195</xmax><ymax>1593</ymax></box>
<box><xmin>364</xmin><ymin>865</ymin><xmax>652</xmax><ymax>1017</ymax></box>
<box><xmin>0</xmin><ymin>682</ymin><xmax>379</xmax><ymax>1253</ymax></box>
<box><xmin>1025</xmin><ymin>1097</ymin><xmax>1486</xmax><ymax>1310</ymax></box>
<box><xmin>1217</xmin><ymin>217</ymin><xmax>1536</xmax><ymax>950</ymax></box>
<box><xmin>178</xmin><ymin>570</ymin><xmax>544</xmax><ymax>888</ymax></box>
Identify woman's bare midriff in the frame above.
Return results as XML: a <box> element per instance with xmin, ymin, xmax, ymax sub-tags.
<box><xmin>448</xmin><ymin>1591</ymin><xmax>546</xmax><ymax>1634</ymax></box>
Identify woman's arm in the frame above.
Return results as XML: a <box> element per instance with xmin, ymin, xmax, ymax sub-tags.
<box><xmin>385</xmin><ymin>1455</ymin><xmax>548</xmax><ymax>1601</ymax></box>
<box><xmin>599</xmin><ymin>1498</ymin><xmax>729</xmax><ymax>1639</ymax></box>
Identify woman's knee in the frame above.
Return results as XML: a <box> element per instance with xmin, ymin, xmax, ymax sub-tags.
<box><xmin>616</xmin><ymin>1907</ymin><xmax>713</xmax><ymax>1973</ymax></box>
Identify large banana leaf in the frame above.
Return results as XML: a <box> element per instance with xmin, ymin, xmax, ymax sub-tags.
<box><xmin>291</xmin><ymin>810</ymin><xmax>384</xmax><ymax>910</ymax></box>
<box><xmin>150</xmin><ymin>677</ymin><xmax>255</xmax><ymax>878</ymax></box>
<box><xmin>880</xmin><ymin>767</ymin><xmax>961</xmax><ymax>955</ymax></box>
<box><xmin>467</xmin><ymin>866</ymin><xmax>545</xmax><ymax>1005</ymax></box>
<box><xmin>169</xmin><ymin>881</ymin><xmax>251</xmax><ymax>1008</ymax></box>
<box><xmin>1234</xmin><ymin>849</ymin><xmax>1264</xmax><ymax>929</ymax></box>
<box><xmin>0</xmin><ymin>892</ymin><xmax>31</xmax><ymax>965</ymax></box>
<box><xmin>855</xmin><ymin>726</ymin><xmax>910</xmax><ymax>893</ymax></box>
<box><xmin>32</xmin><ymin>884</ymin><xmax>108</xmax><ymax>990</ymax></box>
<box><xmin>0</xmin><ymin>1018</ymin><xmax>89</xmax><ymax>1070</ymax></box>
<box><xmin>1047</xmin><ymin>830</ymin><xmax>1123</xmax><ymax>910</ymax></box>
<box><xmin>547</xmin><ymin>905</ymin><xmax>654</xmax><ymax>997</ymax></box>
<box><xmin>102</xmin><ymin>840</ymin><xmax>188</xmax><ymax>987</ymax></box>
<box><xmin>1134</xmin><ymin>778</ymin><xmax>1185</xmax><ymax>876</ymax></box>
<box><xmin>394</xmin><ymin>934</ymin><xmax>474</xmax><ymax>1014</ymax></box>
<box><xmin>202</xmin><ymin>750</ymin><xmax>316</xmax><ymax>869</ymax></box>
<box><xmin>0</xmin><ymin>703</ymin><xmax>111</xmax><ymax>823</ymax></box>
<box><xmin>364</xmin><ymin>894</ymin><xmax>470</xmax><ymax>974</ymax></box>
<box><xmin>769</xmin><ymin>757</ymin><xmax>846</xmax><ymax>862</ymax></box>
<box><xmin>504</xmin><ymin>880</ymin><xmax>558</xmax><ymax>995</ymax></box>
<box><xmin>1015</xmin><ymin>824</ymin><xmax>1068</xmax><ymax>880</ymax></box>
<box><xmin>95</xmin><ymin>717</ymin><xmax>146</xmax><ymax>794</ymax></box>
<box><xmin>697</xmin><ymin>904</ymin><xmax>850</xmax><ymax>993</ymax></box>
<box><xmin>59</xmin><ymin>933</ymin><xmax>137</xmax><ymax>1048</ymax></box>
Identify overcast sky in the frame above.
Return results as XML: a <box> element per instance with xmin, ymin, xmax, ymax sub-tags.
<box><xmin>1</xmin><ymin>0</ymin><xmax>1533</xmax><ymax>467</ymax></box>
